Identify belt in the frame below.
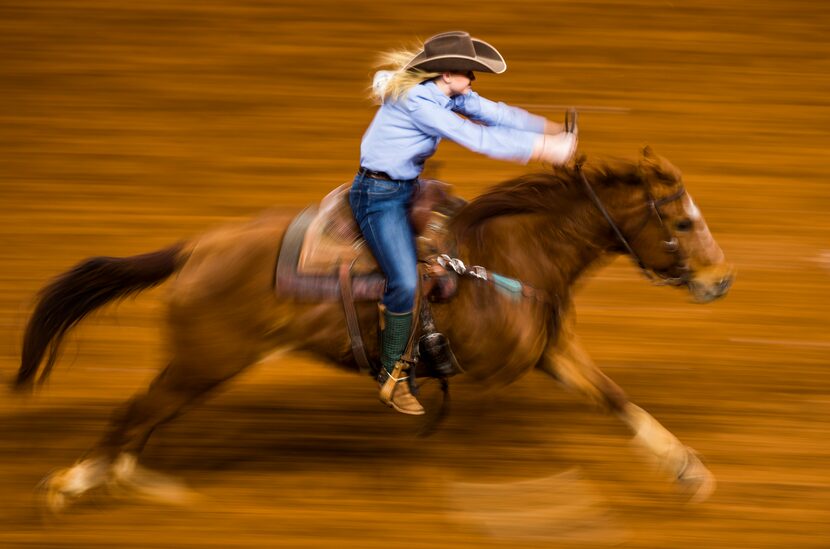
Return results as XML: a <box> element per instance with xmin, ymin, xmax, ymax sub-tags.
<box><xmin>358</xmin><ymin>167</ymin><xmax>416</xmax><ymax>183</ymax></box>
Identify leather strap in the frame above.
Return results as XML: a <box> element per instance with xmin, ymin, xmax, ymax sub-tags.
<box><xmin>339</xmin><ymin>262</ymin><xmax>372</xmax><ymax>374</ymax></box>
<box><xmin>400</xmin><ymin>269</ymin><xmax>423</xmax><ymax>365</ymax></box>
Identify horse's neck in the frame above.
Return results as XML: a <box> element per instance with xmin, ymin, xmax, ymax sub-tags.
<box><xmin>455</xmin><ymin>191</ymin><xmax>618</xmax><ymax>296</ymax></box>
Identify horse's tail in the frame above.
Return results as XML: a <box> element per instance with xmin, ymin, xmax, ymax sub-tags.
<box><xmin>15</xmin><ymin>242</ymin><xmax>188</xmax><ymax>391</ymax></box>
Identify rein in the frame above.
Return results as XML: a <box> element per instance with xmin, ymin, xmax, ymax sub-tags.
<box><xmin>575</xmin><ymin>161</ymin><xmax>687</xmax><ymax>285</ymax></box>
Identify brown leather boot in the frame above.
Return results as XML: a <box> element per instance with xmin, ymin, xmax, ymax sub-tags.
<box><xmin>378</xmin><ymin>361</ymin><xmax>425</xmax><ymax>416</ymax></box>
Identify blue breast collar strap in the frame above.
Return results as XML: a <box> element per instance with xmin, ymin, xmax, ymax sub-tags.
<box><xmin>435</xmin><ymin>254</ymin><xmax>550</xmax><ymax>303</ymax></box>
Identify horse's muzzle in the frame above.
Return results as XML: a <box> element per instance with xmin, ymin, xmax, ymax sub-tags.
<box><xmin>687</xmin><ymin>267</ymin><xmax>735</xmax><ymax>303</ymax></box>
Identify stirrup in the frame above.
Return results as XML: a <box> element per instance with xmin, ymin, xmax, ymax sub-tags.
<box><xmin>378</xmin><ymin>362</ymin><xmax>425</xmax><ymax>416</ymax></box>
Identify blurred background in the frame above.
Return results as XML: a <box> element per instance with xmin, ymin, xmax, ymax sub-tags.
<box><xmin>1</xmin><ymin>0</ymin><xmax>828</xmax><ymax>547</ymax></box>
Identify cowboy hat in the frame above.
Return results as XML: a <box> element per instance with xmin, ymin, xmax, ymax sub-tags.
<box><xmin>404</xmin><ymin>31</ymin><xmax>506</xmax><ymax>74</ymax></box>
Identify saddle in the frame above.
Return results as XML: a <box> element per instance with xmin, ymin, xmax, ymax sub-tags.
<box><xmin>276</xmin><ymin>179</ymin><xmax>462</xmax><ymax>302</ymax></box>
<box><xmin>297</xmin><ymin>179</ymin><xmax>458</xmax><ymax>276</ymax></box>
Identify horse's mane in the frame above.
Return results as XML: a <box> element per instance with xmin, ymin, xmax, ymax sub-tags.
<box><xmin>451</xmin><ymin>158</ymin><xmax>642</xmax><ymax>239</ymax></box>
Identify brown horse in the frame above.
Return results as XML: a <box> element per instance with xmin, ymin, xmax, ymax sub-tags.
<box><xmin>16</xmin><ymin>147</ymin><xmax>733</xmax><ymax>511</ymax></box>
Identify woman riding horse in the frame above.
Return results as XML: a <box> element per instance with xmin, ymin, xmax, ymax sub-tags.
<box><xmin>16</xmin><ymin>148</ymin><xmax>734</xmax><ymax>510</ymax></box>
<box><xmin>352</xmin><ymin>31</ymin><xmax>578</xmax><ymax>414</ymax></box>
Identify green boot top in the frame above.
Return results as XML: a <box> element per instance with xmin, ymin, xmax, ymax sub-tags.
<box><xmin>380</xmin><ymin>310</ymin><xmax>413</xmax><ymax>373</ymax></box>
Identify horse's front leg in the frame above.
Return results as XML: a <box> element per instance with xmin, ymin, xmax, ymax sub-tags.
<box><xmin>537</xmin><ymin>323</ymin><xmax>715</xmax><ymax>502</ymax></box>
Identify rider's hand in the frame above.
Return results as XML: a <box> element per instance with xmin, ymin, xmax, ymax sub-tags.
<box><xmin>544</xmin><ymin>120</ymin><xmax>565</xmax><ymax>134</ymax></box>
<box><xmin>531</xmin><ymin>131</ymin><xmax>577</xmax><ymax>166</ymax></box>
<box><xmin>543</xmin><ymin>108</ymin><xmax>578</xmax><ymax>136</ymax></box>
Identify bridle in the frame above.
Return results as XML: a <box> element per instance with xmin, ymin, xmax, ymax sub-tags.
<box><xmin>575</xmin><ymin>161</ymin><xmax>689</xmax><ymax>286</ymax></box>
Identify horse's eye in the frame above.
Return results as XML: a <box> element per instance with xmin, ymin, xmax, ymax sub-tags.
<box><xmin>675</xmin><ymin>219</ymin><xmax>693</xmax><ymax>232</ymax></box>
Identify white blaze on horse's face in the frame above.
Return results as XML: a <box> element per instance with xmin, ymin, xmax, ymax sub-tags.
<box><xmin>675</xmin><ymin>191</ymin><xmax>734</xmax><ymax>302</ymax></box>
<box><xmin>684</xmin><ymin>195</ymin><xmax>701</xmax><ymax>221</ymax></box>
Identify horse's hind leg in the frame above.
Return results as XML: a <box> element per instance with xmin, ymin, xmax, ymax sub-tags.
<box><xmin>537</xmin><ymin>324</ymin><xmax>715</xmax><ymax>502</ymax></box>
<box><xmin>39</xmin><ymin>364</ymin><xmax>228</xmax><ymax>512</ymax></box>
<box><xmin>41</xmin><ymin>333</ymin><xmax>262</xmax><ymax>511</ymax></box>
<box><xmin>98</xmin><ymin>359</ymin><xmax>243</xmax><ymax>503</ymax></box>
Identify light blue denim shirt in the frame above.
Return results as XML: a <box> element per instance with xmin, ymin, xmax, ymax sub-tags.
<box><xmin>360</xmin><ymin>80</ymin><xmax>545</xmax><ymax>180</ymax></box>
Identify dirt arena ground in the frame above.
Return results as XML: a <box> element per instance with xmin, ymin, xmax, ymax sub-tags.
<box><xmin>1</xmin><ymin>1</ymin><xmax>828</xmax><ymax>547</ymax></box>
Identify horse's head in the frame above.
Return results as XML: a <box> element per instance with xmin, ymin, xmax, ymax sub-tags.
<box><xmin>618</xmin><ymin>147</ymin><xmax>734</xmax><ymax>302</ymax></box>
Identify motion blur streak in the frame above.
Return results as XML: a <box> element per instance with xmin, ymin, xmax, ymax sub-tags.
<box><xmin>1</xmin><ymin>1</ymin><xmax>828</xmax><ymax>548</ymax></box>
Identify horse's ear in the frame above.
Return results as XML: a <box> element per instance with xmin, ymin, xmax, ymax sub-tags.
<box><xmin>639</xmin><ymin>145</ymin><xmax>659</xmax><ymax>176</ymax></box>
<box><xmin>639</xmin><ymin>146</ymin><xmax>682</xmax><ymax>185</ymax></box>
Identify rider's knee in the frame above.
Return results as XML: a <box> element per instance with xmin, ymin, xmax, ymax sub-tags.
<box><xmin>384</xmin><ymin>275</ymin><xmax>417</xmax><ymax>313</ymax></box>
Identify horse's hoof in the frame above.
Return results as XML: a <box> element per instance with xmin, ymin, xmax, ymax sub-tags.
<box><xmin>35</xmin><ymin>469</ymin><xmax>74</xmax><ymax>517</ymax></box>
<box><xmin>34</xmin><ymin>456</ymin><xmax>111</xmax><ymax>518</ymax></box>
<box><xmin>676</xmin><ymin>448</ymin><xmax>716</xmax><ymax>503</ymax></box>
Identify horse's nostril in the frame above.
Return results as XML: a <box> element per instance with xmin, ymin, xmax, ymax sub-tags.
<box><xmin>718</xmin><ymin>276</ymin><xmax>733</xmax><ymax>292</ymax></box>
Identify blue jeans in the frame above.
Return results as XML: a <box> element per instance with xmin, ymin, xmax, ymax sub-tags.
<box><xmin>349</xmin><ymin>173</ymin><xmax>418</xmax><ymax>314</ymax></box>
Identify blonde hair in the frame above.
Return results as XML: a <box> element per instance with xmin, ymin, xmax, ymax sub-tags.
<box><xmin>369</xmin><ymin>43</ymin><xmax>441</xmax><ymax>104</ymax></box>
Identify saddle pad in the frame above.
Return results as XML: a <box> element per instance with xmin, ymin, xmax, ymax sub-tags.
<box><xmin>275</xmin><ymin>206</ymin><xmax>385</xmax><ymax>301</ymax></box>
